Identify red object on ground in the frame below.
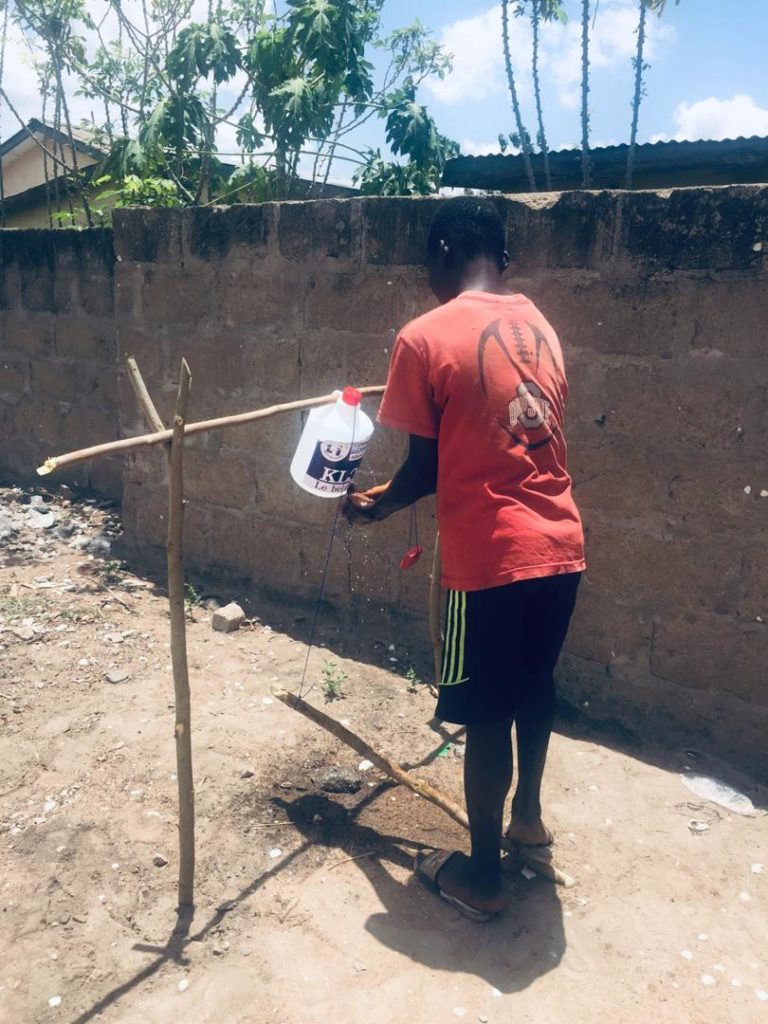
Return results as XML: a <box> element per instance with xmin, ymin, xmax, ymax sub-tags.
<box><xmin>399</xmin><ymin>546</ymin><xmax>424</xmax><ymax>570</ymax></box>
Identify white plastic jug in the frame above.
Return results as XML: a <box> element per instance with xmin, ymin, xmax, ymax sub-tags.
<box><xmin>290</xmin><ymin>387</ymin><xmax>374</xmax><ymax>498</ymax></box>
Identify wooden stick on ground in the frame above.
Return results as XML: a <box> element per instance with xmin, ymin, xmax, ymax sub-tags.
<box><xmin>273</xmin><ymin>688</ymin><xmax>471</xmax><ymax>832</ymax></box>
<box><xmin>272</xmin><ymin>687</ymin><xmax>574</xmax><ymax>887</ymax></box>
<box><xmin>37</xmin><ymin>385</ymin><xmax>386</xmax><ymax>477</ymax></box>
<box><xmin>168</xmin><ymin>359</ymin><xmax>195</xmax><ymax>909</ymax></box>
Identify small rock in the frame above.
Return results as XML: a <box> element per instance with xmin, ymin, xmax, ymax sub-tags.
<box><xmin>53</xmin><ymin>521</ymin><xmax>77</xmax><ymax>539</ymax></box>
<box><xmin>27</xmin><ymin>507</ymin><xmax>57</xmax><ymax>530</ymax></box>
<box><xmin>153</xmin><ymin>853</ymin><xmax>169</xmax><ymax>867</ymax></box>
<box><xmin>48</xmin><ymin>996</ymin><xmax>62</xmax><ymax>1008</ymax></box>
<box><xmin>751</xmin><ymin>863</ymin><xmax>764</xmax><ymax>874</ymax></box>
<box><xmin>177</xmin><ymin>978</ymin><xmax>189</xmax><ymax>992</ymax></box>
<box><xmin>521</xmin><ymin>866</ymin><xmax>537</xmax><ymax>880</ymax></box>
<box><xmin>353</xmin><ymin>961</ymin><xmax>366</xmax><ymax>973</ymax></box>
<box><xmin>240</xmin><ymin>769</ymin><xmax>255</xmax><ymax>779</ymax></box>
<box><xmin>75</xmin><ymin>534</ymin><xmax>112</xmax><ymax>556</ymax></box>
<box><xmin>358</xmin><ymin>759</ymin><xmax>374</xmax><ymax>772</ymax></box>
<box><xmin>314</xmin><ymin>766</ymin><xmax>363</xmax><ymax>794</ymax></box>
<box><xmin>211</xmin><ymin>602</ymin><xmax>246</xmax><ymax>633</ymax></box>
<box><xmin>105</xmin><ymin>670</ymin><xmax>130</xmax><ymax>685</ymax></box>
<box><xmin>268</xmin><ymin>848</ymin><xmax>283</xmax><ymax>859</ymax></box>
<box><xmin>0</xmin><ymin>511</ymin><xmax>17</xmax><ymax>541</ymax></box>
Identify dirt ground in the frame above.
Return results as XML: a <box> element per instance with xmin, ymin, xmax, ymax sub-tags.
<box><xmin>1</xmin><ymin>484</ymin><xmax>766</xmax><ymax>1024</ymax></box>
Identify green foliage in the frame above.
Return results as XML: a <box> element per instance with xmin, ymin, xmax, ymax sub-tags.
<box><xmin>99</xmin><ymin>560</ymin><xmax>123</xmax><ymax>586</ymax></box>
<box><xmin>166</xmin><ymin>23</ymin><xmax>242</xmax><ymax>86</ymax></box>
<box><xmin>321</xmin><ymin>659</ymin><xmax>347</xmax><ymax>702</ymax></box>
<box><xmin>9</xmin><ymin>0</ymin><xmax>455</xmax><ymax>204</ymax></box>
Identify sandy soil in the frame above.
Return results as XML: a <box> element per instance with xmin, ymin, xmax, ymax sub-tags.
<box><xmin>1</xmin><ymin>484</ymin><xmax>767</xmax><ymax>1024</ymax></box>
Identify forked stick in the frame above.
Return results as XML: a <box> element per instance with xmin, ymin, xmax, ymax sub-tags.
<box><xmin>272</xmin><ymin>688</ymin><xmax>573</xmax><ymax>886</ymax></box>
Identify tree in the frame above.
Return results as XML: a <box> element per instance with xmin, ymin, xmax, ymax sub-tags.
<box><xmin>3</xmin><ymin>0</ymin><xmax>456</xmax><ymax>214</ymax></box>
<box><xmin>501</xmin><ymin>0</ymin><xmax>537</xmax><ymax>191</ymax></box>
<box><xmin>515</xmin><ymin>0</ymin><xmax>567</xmax><ymax>191</ymax></box>
<box><xmin>580</xmin><ymin>0</ymin><xmax>591</xmax><ymax>187</ymax></box>
<box><xmin>626</xmin><ymin>0</ymin><xmax>680</xmax><ymax>189</ymax></box>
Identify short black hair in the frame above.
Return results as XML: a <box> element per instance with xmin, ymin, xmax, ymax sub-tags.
<box><xmin>426</xmin><ymin>196</ymin><xmax>506</xmax><ymax>267</ymax></box>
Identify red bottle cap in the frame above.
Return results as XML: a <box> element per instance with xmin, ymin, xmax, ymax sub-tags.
<box><xmin>341</xmin><ymin>386</ymin><xmax>362</xmax><ymax>407</ymax></box>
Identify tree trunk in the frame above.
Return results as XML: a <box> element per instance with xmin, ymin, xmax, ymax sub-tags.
<box><xmin>626</xmin><ymin>1</ymin><xmax>647</xmax><ymax>189</ymax></box>
<box><xmin>531</xmin><ymin>0</ymin><xmax>552</xmax><ymax>191</ymax></box>
<box><xmin>167</xmin><ymin>359</ymin><xmax>195</xmax><ymax>909</ymax></box>
<box><xmin>501</xmin><ymin>0</ymin><xmax>537</xmax><ymax>191</ymax></box>
<box><xmin>580</xmin><ymin>0</ymin><xmax>592</xmax><ymax>188</ymax></box>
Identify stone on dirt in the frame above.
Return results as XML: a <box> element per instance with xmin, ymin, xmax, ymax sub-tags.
<box><xmin>104</xmin><ymin>670</ymin><xmax>130</xmax><ymax>684</ymax></box>
<box><xmin>314</xmin><ymin>766</ymin><xmax>363</xmax><ymax>794</ymax></box>
<box><xmin>211</xmin><ymin>602</ymin><xmax>246</xmax><ymax>633</ymax></box>
<box><xmin>153</xmin><ymin>853</ymin><xmax>168</xmax><ymax>867</ymax></box>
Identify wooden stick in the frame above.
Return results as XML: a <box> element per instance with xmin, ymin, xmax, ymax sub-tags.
<box><xmin>126</xmin><ymin>356</ymin><xmax>167</xmax><ymax>433</ymax></box>
<box><xmin>272</xmin><ymin>688</ymin><xmax>471</xmax><ymax>832</ymax></box>
<box><xmin>168</xmin><ymin>359</ymin><xmax>195</xmax><ymax>909</ymax></box>
<box><xmin>36</xmin><ymin>386</ymin><xmax>386</xmax><ymax>476</ymax></box>
<box><xmin>272</xmin><ymin>687</ymin><xmax>574</xmax><ymax>887</ymax></box>
<box><xmin>428</xmin><ymin>532</ymin><xmax>443</xmax><ymax>690</ymax></box>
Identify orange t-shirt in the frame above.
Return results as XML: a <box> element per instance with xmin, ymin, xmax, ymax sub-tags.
<box><xmin>377</xmin><ymin>291</ymin><xmax>585</xmax><ymax>592</ymax></box>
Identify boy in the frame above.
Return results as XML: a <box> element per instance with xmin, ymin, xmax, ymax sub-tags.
<box><xmin>345</xmin><ymin>197</ymin><xmax>585</xmax><ymax>921</ymax></box>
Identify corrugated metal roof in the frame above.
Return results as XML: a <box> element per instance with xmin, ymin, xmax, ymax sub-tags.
<box><xmin>443</xmin><ymin>136</ymin><xmax>768</xmax><ymax>191</ymax></box>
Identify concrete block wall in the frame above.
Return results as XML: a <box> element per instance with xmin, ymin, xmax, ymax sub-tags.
<box><xmin>1</xmin><ymin>187</ymin><xmax>766</xmax><ymax>773</ymax></box>
<box><xmin>0</xmin><ymin>228</ymin><xmax>121</xmax><ymax>497</ymax></box>
<box><xmin>113</xmin><ymin>189</ymin><xmax>768</xmax><ymax>774</ymax></box>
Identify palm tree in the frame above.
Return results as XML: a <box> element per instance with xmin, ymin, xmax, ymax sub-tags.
<box><xmin>626</xmin><ymin>0</ymin><xmax>680</xmax><ymax>188</ymax></box>
<box><xmin>501</xmin><ymin>0</ymin><xmax>537</xmax><ymax>191</ymax></box>
<box><xmin>580</xmin><ymin>0</ymin><xmax>591</xmax><ymax>187</ymax></box>
<box><xmin>529</xmin><ymin>0</ymin><xmax>567</xmax><ymax>191</ymax></box>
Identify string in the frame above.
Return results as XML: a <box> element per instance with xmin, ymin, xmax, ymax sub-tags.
<box><xmin>297</xmin><ymin>402</ymin><xmax>358</xmax><ymax>700</ymax></box>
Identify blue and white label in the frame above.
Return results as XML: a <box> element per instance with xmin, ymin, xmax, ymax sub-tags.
<box><xmin>303</xmin><ymin>438</ymin><xmax>369</xmax><ymax>494</ymax></box>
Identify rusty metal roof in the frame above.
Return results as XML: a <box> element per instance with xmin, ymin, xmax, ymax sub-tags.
<box><xmin>442</xmin><ymin>136</ymin><xmax>768</xmax><ymax>192</ymax></box>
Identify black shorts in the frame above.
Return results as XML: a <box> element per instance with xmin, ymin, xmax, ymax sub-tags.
<box><xmin>435</xmin><ymin>572</ymin><xmax>582</xmax><ymax>726</ymax></box>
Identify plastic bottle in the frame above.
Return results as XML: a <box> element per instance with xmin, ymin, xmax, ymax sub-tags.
<box><xmin>290</xmin><ymin>386</ymin><xmax>374</xmax><ymax>498</ymax></box>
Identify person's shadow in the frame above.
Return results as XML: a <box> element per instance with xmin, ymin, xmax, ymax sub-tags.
<box><xmin>275</xmin><ymin>788</ymin><xmax>565</xmax><ymax>994</ymax></box>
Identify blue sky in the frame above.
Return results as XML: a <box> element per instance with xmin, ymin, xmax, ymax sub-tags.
<box><xmin>3</xmin><ymin>0</ymin><xmax>767</xmax><ymax>182</ymax></box>
<box><xmin>400</xmin><ymin>0</ymin><xmax>768</xmax><ymax>155</ymax></box>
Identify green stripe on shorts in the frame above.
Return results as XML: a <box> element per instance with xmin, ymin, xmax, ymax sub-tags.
<box><xmin>441</xmin><ymin>590</ymin><xmax>468</xmax><ymax>687</ymax></box>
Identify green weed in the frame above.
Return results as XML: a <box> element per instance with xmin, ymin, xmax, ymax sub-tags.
<box><xmin>321</xmin><ymin>659</ymin><xmax>347</xmax><ymax>703</ymax></box>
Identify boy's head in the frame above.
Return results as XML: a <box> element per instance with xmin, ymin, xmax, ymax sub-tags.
<box><xmin>426</xmin><ymin>197</ymin><xmax>509</xmax><ymax>303</ymax></box>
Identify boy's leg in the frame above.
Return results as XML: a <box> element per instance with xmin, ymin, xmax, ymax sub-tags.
<box><xmin>509</xmin><ymin>678</ymin><xmax>556</xmax><ymax>845</ymax></box>
<box><xmin>433</xmin><ymin>716</ymin><xmax>513</xmax><ymax>913</ymax></box>
<box><xmin>507</xmin><ymin>573</ymin><xmax>582</xmax><ymax>845</ymax></box>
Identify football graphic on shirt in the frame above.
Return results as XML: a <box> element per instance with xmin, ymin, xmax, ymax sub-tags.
<box><xmin>509</xmin><ymin>381</ymin><xmax>551</xmax><ymax>430</ymax></box>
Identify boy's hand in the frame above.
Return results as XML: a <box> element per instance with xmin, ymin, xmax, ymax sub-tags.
<box><xmin>343</xmin><ymin>481</ymin><xmax>392</xmax><ymax>525</ymax></box>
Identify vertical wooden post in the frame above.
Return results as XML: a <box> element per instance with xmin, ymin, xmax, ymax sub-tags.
<box><xmin>429</xmin><ymin>533</ymin><xmax>443</xmax><ymax>688</ymax></box>
<box><xmin>167</xmin><ymin>359</ymin><xmax>194</xmax><ymax>909</ymax></box>
<box><xmin>126</xmin><ymin>355</ymin><xmax>195</xmax><ymax>910</ymax></box>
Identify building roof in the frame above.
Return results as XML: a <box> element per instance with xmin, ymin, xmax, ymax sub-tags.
<box><xmin>0</xmin><ymin>117</ymin><xmax>106</xmax><ymax>163</ymax></box>
<box><xmin>442</xmin><ymin>136</ymin><xmax>768</xmax><ymax>192</ymax></box>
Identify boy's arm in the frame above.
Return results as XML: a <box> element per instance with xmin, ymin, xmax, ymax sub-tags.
<box><xmin>344</xmin><ymin>435</ymin><xmax>438</xmax><ymax>524</ymax></box>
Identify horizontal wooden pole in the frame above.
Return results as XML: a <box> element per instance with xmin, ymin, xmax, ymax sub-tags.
<box><xmin>37</xmin><ymin>385</ymin><xmax>385</xmax><ymax>476</ymax></box>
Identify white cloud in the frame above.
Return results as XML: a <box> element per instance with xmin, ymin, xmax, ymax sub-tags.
<box><xmin>666</xmin><ymin>94</ymin><xmax>768</xmax><ymax>142</ymax></box>
<box><xmin>460</xmin><ymin>138</ymin><xmax>505</xmax><ymax>156</ymax></box>
<box><xmin>425</xmin><ymin>0</ymin><xmax>676</xmax><ymax>114</ymax></box>
<box><xmin>541</xmin><ymin>0</ymin><xmax>676</xmax><ymax>110</ymax></box>
<box><xmin>424</xmin><ymin>6</ymin><xmax>532</xmax><ymax>106</ymax></box>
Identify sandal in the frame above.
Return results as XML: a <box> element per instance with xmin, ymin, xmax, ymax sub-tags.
<box><xmin>415</xmin><ymin>849</ymin><xmax>499</xmax><ymax>923</ymax></box>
